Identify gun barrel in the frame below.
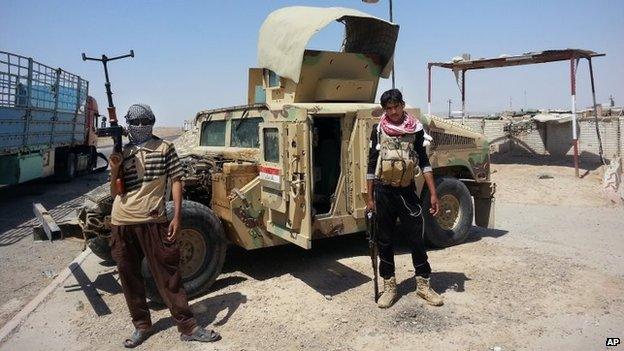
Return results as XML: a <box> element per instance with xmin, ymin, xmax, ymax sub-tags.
<box><xmin>366</xmin><ymin>210</ymin><xmax>379</xmax><ymax>302</ymax></box>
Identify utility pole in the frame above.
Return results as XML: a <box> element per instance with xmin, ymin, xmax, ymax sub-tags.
<box><xmin>388</xmin><ymin>0</ymin><xmax>394</xmax><ymax>89</ymax></box>
<box><xmin>524</xmin><ymin>89</ymin><xmax>527</xmax><ymax>111</ymax></box>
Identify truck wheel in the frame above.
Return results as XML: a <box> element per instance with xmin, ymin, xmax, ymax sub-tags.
<box><xmin>57</xmin><ymin>152</ymin><xmax>76</xmax><ymax>181</ymax></box>
<box><xmin>143</xmin><ymin>200</ymin><xmax>227</xmax><ymax>303</ymax></box>
<box><xmin>422</xmin><ymin>177</ymin><xmax>473</xmax><ymax>248</ymax></box>
<box><xmin>87</xmin><ymin>236</ymin><xmax>113</xmax><ymax>262</ymax></box>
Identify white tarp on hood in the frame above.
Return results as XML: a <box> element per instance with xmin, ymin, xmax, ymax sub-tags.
<box><xmin>258</xmin><ymin>6</ymin><xmax>399</xmax><ymax>83</ymax></box>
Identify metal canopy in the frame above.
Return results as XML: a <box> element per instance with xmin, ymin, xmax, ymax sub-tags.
<box><xmin>428</xmin><ymin>49</ymin><xmax>605</xmax><ymax>71</ymax></box>
<box><xmin>427</xmin><ymin>48</ymin><xmax>607</xmax><ymax>177</ymax></box>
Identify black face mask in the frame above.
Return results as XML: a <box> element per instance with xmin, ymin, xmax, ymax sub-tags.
<box><xmin>127</xmin><ymin>124</ymin><xmax>154</xmax><ymax>144</ymax></box>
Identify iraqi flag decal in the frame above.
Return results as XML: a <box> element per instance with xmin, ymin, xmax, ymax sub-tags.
<box><xmin>259</xmin><ymin>166</ymin><xmax>281</xmax><ymax>183</ymax></box>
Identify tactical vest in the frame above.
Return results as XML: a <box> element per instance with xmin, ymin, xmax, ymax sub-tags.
<box><xmin>374</xmin><ymin>126</ymin><xmax>421</xmax><ymax>187</ymax></box>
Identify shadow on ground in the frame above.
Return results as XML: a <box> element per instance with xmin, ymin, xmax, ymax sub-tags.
<box><xmin>462</xmin><ymin>226</ymin><xmax>509</xmax><ymax>245</ymax></box>
<box><xmin>396</xmin><ymin>271</ymin><xmax>472</xmax><ymax>301</ymax></box>
<box><xmin>84</xmin><ymin>226</ymin><xmax>507</xmax><ymax>320</ymax></box>
<box><xmin>64</xmin><ymin>263</ymin><xmax>123</xmax><ymax>316</ymax></box>
<box><xmin>222</xmin><ymin>233</ymin><xmax>372</xmax><ymax>297</ymax></box>
<box><xmin>151</xmin><ymin>291</ymin><xmax>248</xmax><ymax>333</ymax></box>
<box><xmin>221</xmin><ymin>225</ymin><xmax>506</xmax><ymax>298</ymax></box>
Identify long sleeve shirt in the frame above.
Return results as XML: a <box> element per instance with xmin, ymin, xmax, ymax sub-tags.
<box><xmin>366</xmin><ymin>124</ymin><xmax>432</xmax><ymax>181</ymax></box>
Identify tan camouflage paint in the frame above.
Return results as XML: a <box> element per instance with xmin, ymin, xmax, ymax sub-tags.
<box><xmin>170</xmin><ymin>48</ymin><xmax>494</xmax><ymax>250</ymax></box>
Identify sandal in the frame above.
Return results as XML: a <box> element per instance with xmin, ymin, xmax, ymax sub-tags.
<box><xmin>123</xmin><ymin>328</ymin><xmax>153</xmax><ymax>348</ymax></box>
<box><xmin>180</xmin><ymin>326</ymin><xmax>221</xmax><ymax>342</ymax></box>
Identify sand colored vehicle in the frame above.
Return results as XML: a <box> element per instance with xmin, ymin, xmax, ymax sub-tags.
<box><xmin>80</xmin><ymin>6</ymin><xmax>495</xmax><ymax>301</ymax></box>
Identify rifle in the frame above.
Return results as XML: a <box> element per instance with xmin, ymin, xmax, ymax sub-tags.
<box><xmin>82</xmin><ymin>50</ymin><xmax>134</xmax><ymax>195</ymax></box>
<box><xmin>366</xmin><ymin>210</ymin><xmax>379</xmax><ymax>302</ymax></box>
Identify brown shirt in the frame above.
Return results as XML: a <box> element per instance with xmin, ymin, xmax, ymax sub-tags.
<box><xmin>111</xmin><ymin>137</ymin><xmax>184</xmax><ymax>225</ymax></box>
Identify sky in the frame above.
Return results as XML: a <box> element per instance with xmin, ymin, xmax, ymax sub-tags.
<box><xmin>2</xmin><ymin>0</ymin><xmax>623</xmax><ymax>126</ymax></box>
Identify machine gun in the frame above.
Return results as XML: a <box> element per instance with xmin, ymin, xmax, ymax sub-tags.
<box><xmin>366</xmin><ymin>210</ymin><xmax>379</xmax><ymax>302</ymax></box>
<box><xmin>82</xmin><ymin>50</ymin><xmax>134</xmax><ymax>194</ymax></box>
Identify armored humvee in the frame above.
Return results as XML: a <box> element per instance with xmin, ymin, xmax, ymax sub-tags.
<box><xmin>81</xmin><ymin>7</ymin><xmax>495</xmax><ymax>301</ymax></box>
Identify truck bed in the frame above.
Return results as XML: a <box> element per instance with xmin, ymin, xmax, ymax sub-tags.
<box><xmin>0</xmin><ymin>51</ymin><xmax>89</xmax><ymax>155</ymax></box>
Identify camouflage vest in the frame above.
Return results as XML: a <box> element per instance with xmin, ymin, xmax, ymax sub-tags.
<box><xmin>374</xmin><ymin>126</ymin><xmax>420</xmax><ymax>187</ymax></box>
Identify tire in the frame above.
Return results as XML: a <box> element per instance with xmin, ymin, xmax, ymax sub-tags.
<box><xmin>422</xmin><ymin>177</ymin><xmax>473</xmax><ymax>248</ymax></box>
<box><xmin>56</xmin><ymin>151</ymin><xmax>76</xmax><ymax>181</ymax></box>
<box><xmin>143</xmin><ymin>200</ymin><xmax>227</xmax><ymax>303</ymax></box>
<box><xmin>87</xmin><ymin>236</ymin><xmax>113</xmax><ymax>262</ymax></box>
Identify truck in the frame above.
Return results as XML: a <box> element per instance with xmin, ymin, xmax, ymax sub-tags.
<box><xmin>76</xmin><ymin>6</ymin><xmax>496</xmax><ymax>302</ymax></box>
<box><xmin>0</xmin><ymin>51</ymin><xmax>100</xmax><ymax>186</ymax></box>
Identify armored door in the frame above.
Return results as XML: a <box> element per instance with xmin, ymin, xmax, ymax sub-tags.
<box><xmin>258</xmin><ymin>107</ymin><xmax>312</xmax><ymax>248</ymax></box>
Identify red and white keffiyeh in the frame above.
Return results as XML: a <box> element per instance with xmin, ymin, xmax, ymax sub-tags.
<box><xmin>379</xmin><ymin>112</ymin><xmax>423</xmax><ymax>136</ymax></box>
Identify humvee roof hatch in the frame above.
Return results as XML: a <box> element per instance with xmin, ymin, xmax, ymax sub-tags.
<box><xmin>258</xmin><ymin>6</ymin><xmax>398</xmax><ymax>83</ymax></box>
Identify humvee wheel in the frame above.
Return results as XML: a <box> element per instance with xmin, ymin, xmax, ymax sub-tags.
<box><xmin>143</xmin><ymin>200</ymin><xmax>227</xmax><ymax>303</ymax></box>
<box><xmin>178</xmin><ymin>228</ymin><xmax>208</xmax><ymax>278</ymax></box>
<box><xmin>422</xmin><ymin>177</ymin><xmax>473</xmax><ymax>248</ymax></box>
<box><xmin>437</xmin><ymin>194</ymin><xmax>460</xmax><ymax>230</ymax></box>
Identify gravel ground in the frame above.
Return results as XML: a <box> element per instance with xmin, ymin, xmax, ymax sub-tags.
<box><xmin>1</xmin><ymin>160</ymin><xmax>622</xmax><ymax>351</ymax></box>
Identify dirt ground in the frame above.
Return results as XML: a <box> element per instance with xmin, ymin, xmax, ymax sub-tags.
<box><xmin>490</xmin><ymin>155</ymin><xmax>611</xmax><ymax>207</ymax></box>
<box><xmin>1</xmin><ymin>158</ymin><xmax>622</xmax><ymax>351</ymax></box>
<box><xmin>0</xmin><ymin>172</ymin><xmax>108</xmax><ymax>326</ymax></box>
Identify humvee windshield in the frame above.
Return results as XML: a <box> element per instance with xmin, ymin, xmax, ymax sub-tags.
<box><xmin>200</xmin><ymin>120</ymin><xmax>226</xmax><ymax>146</ymax></box>
<box><xmin>231</xmin><ymin>117</ymin><xmax>262</xmax><ymax>148</ymax></box>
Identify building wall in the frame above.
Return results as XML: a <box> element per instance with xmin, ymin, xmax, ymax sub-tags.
<box><xmin>458</xmin><ymin>117</ymin><xmax>623</xmax><ymax>163</ymax></box>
